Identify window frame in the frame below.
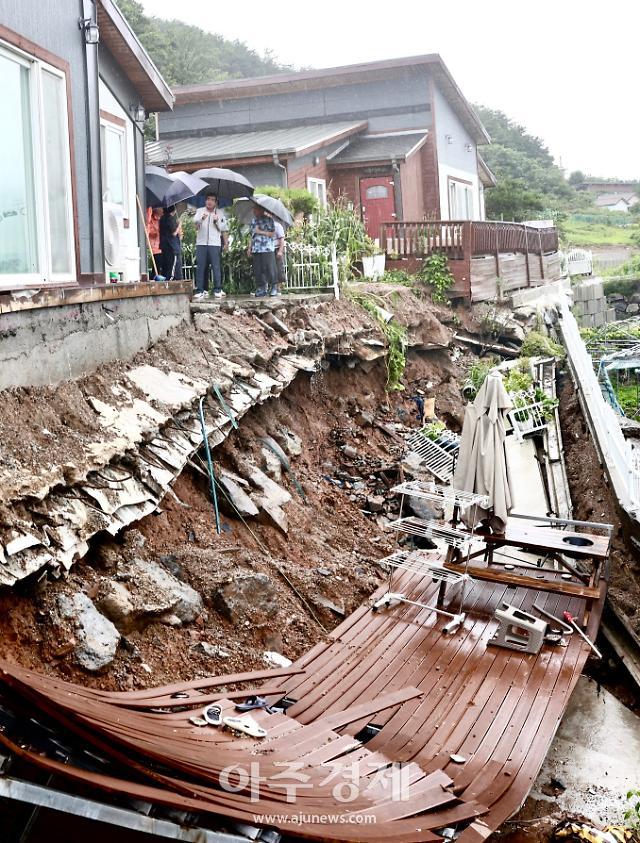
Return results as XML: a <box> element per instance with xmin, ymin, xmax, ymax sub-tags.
<box><xmin>0</xmin><ymin>38</ymin><xmax>76</xmax><ymax>289</ymax></box>
<box><xmin>307</xmin><ymin>176</ymin><xmax>328</xmax><ymax>208</ymax></box>
<box><xmin>100</xmin><ymin>117</ymin><xmax>128</xmax><ymax>210</ymax></box>
<box><xmin>447</xmin><ymin>176</ymin><xmax>474</xmax><ymax>221</ymax></box>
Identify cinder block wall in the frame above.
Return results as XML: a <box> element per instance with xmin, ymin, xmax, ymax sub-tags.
<box><xmin>571</xmin><ymin>279</ymin><xmax>616</xmax><ymax>329</ymax></box>
<box><xmin>0</xmin><ymin>293</ymin><xmax>191</xmax><ymax>391</ymax></box>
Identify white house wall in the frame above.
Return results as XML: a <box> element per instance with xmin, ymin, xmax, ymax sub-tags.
<box><xmin>432</xmin><ymin>85</ymin><xmax>482</xmax><ymax>220</ymax></box>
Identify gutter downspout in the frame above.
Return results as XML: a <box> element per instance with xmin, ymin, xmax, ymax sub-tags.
<box><xmin>273</xmin><ymin>151</ymin><xmax>287</xmax><ymax>188</ymax></box>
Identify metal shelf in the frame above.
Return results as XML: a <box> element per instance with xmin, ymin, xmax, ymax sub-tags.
<box><xmin>379</xmin><ymin>550</ymin><xmax>468</xmax><ymax>586</ymax></box>
<box><xmin>391</xmin><ymin>481</ymin><xmax>489</xmax><ymax>509</ymax></box>
<box><xmin>388</xmin><ymin>517</ymin><xmax>475</xmax><ymax>551</ymax></box>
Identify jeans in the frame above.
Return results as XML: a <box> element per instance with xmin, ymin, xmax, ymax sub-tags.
<box><xmin>252</xmin><ymin>251</ymin><xmax>277</xmax><ymax>293</ymax></box>
<box><xmin>196</xmin><ymin>244</ymin><xmax>222</xmax><ymax>293</ymax></box>
<box><xmin>275</xmin><ymin>254</ymin><xmax>286</xmax><ymax>285</ymax></box>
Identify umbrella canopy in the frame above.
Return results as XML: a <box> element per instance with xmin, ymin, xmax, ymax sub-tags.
<box><xmin>193</xmin><ymin>167</ymin><xmax>254</xmax><ymax>202</ymax></box>
<box><xmin>453</xmin><ymin>368</ymin><xmax>513</xmax><ymax>533</ymax></box>
<box><xmin>234</xmin><ymin>194</ymin><xmax>294</xmax><ymax>228</ymax></box>
<box><xmin>145</xmin><ymin>167</ymin><xmax>208</xmax><ymax>208</ymax></box>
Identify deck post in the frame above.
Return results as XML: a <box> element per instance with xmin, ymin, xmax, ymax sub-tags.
<box><xmin>463</xmin><ymin>221</ymin><xmax>473</xmax><ymax>299</ymax></box>
<box><xmin>494</xmin><ymin>222</ymin><xmax>501</xmax><ymax>277</ymax></box>
<box><xmin>524</xmin><ymin>225</ymin><xmax>531</xmax><ymax>286</ymax></box>
<box><xmin>537</xmin><ymin>229</ymin><xmax>545</xmax><ymax>280</ymax></box>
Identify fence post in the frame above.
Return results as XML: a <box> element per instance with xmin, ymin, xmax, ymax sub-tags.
<box><xmin>537</xmin><ymin>229</ymin><xmax>545</xmax><ymax>280</ymax></box>
<box><xmin>494</xmin><ymin>222</ymin><xmax>500</xmax><ymax>277</ymax></box>
<box><xmin>331</xmin><ymin>243</ymin><xmax>340</xmax><ymax>301</ymax></box>
<box><xmin>523</xmin><ymin>225</ymin><xmax>531</xmax><ymax>286</ymax></box>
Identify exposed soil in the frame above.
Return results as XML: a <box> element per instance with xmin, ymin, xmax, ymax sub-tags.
<box><xmin>0</xmin><ymin>342</ymin><xmax>471</xmax><ymax>692</ymax></box>
<box><xmin>558</xmin><ymin>371</ymin><xmax>640</xmax><ymax>636</ymax></box>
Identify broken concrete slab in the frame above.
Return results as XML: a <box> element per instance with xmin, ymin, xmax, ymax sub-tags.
<box><xmin>218</xmin><ymin>475</ymin><xmax>260</xmax><ymax>518</ymax></box>
<box><xmin>212</xmin><ymin>573</ymin><xmax>279</xmax><ymax>623</ymax></box>
<box><xmin>57</xmin><ymin>592</ymin><xmax>120</xmax><ymax>672</ymax></box>
<box><xmin>256</xmin><ymin>496</ymin><xmax>289</xmax><ymax>534</ymax></box>
<box><xmin>261</xmin><ymin>446</ymin><xmax>283</xmax><ymax>481</ymax></box>
<box><xmin>241</xmin><ymin>462</ymin><xmax>291</xmax><ymax>507</ymax></box>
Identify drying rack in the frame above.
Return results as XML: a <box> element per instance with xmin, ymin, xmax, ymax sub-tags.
<box><xmin>405</xmin><ymin>430</ymin><xmax>460</xmax><ymax>483</ymax></box>
<box><xmin>373</xmin><ymin>482</ymin><xmax>487</xmax><ymax>633</ymax></box>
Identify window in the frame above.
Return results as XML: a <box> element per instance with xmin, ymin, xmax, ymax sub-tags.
<box><xmin>0</xmin><ymin>42</ymin><xmax>75</xmax><ymax>287</ymax></box>
<box><xmin>365</xmin><ymin>185</ymin><xmax>389</xmax><ymax>200</ymax></box>
<box><xmin>447</xmin><ymin>178</ymin><xmax>474</xmax><ymax>220</ymax></box>
<box><xmin>307</xmin><ymin>177</ymin><xmax>327</xmax><ymax>208</ymax></box>
<box><xmin>100</xmin><ymin>122</ymin><xmax>126</xmax><ymax>206</ymax></box>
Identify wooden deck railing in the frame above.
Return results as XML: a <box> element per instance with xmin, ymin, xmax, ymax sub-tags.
<box><xmin>380</xmin><ymin>220</ymin><xmax>559</xmax><ymax>259</ymax></box>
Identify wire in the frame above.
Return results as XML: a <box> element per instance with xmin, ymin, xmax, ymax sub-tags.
<box><xmin>198</xmin><ymin>397</ymin><xmax>221</xmax><ymax>535</ymax></box>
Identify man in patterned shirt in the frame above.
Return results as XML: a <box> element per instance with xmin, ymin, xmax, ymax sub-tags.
<box><xmin>247</xmin><ymin>205</ymin><xmax>276</xmax><ymax>297</ymax></box>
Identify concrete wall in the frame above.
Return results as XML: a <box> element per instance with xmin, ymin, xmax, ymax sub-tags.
<box><xmin>0</xmin><ymin>293</ymin><xmax>191</xmax><ymax>391</ymax></box>
<box><xmin>159</xmin><ymin>67</ymin><xmax>433</xmax><ymax>139</ymax></box>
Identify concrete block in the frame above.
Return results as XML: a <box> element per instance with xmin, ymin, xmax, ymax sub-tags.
<box><xmin>573</xmin><ymin>301</ymin><xmax>585</xmax><ymax>317</ymax></box>
<box><xmin>606</xmin><ymin>308</ymin><xmax>617</xmax><ymax>323</ymax></box>
<box><xmin>593</xmin><ymin>310</ymin><xmax>606</xmax><ymax>327</ymax></box>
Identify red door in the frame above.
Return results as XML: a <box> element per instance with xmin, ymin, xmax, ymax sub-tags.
<box><xmin>360</xmin><ymin>176</ymin><xmax>396</xmax><ymax>240</ymax></box>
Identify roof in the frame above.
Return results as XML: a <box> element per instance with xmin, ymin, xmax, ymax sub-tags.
<box><xmin>594</xmin><ymin>193</ymin><xmax>637</xmax><ymax>207</ymax></box>
<box><xmin>171</xmin><ymin>55</ymin><xmax>490</xmax><ymax>145</ymax></box>
<box><xmin>328</xmin><ymin>131</ymin><xmax>428</xmax><ymax>166</ymax></box>
<box><xmin>97</xmin><ymin>0</ymin><xmax>174</xmax><ymax>112</ymax></box>
<box><xmin>477</xmin><ymin>153</ymin><xmax>498</xmax><ymax>188</ymax></box>
<box><xmin>145</xmin><ymin>121</ymin><xmax>367</xmax><ymax>166</ymax></box>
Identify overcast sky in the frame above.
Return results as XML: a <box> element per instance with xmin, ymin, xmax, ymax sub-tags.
<box><xmin>140</xmin><ymin>0</ymin><xmax>638</xmax><ymax>179</ymax></box>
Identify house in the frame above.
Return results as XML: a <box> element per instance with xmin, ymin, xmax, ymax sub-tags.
<box><xmin>594</xmin><ymin>193</ymin><xmax>638</xmax><ymax>213</ymax></box>
<box><xmin>148</xmin><ymin>55</ymin><xmax>496</xmax><ymax>240</ymax></box>
<box><xmin>0</xmin><ymin>0</ymin><xmax>198</xmax><ymax>391</ymax></box>
<box><xmin>0</xmin><ymin>0</ymin><xmax>173</xmax><ymax>294</ymax></box>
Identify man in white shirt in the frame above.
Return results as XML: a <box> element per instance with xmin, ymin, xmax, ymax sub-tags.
<box><xmin>193</xmin><ymin>192</ymin><xmax>228</xmax><ymax>299</ymax></box>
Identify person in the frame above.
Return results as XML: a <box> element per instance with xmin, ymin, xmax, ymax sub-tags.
<box><xmin>247</xmin><ymin>205</ymin><xmax>276</xmax><ymax>298</ymax></box>
<box><xmin>272</xmin><ymin>217</ymin><xmax>286</xmax><ymax>296</ymax></box>
<box><xmin>193</xmin><ymin>192</ymin><xmax>228</xmax><ymax>300</ymax></box>
<box><xmin>146</xmin><ymin>206</ymin><xmax>163</xmax><ymax>279</ymax></box>
<box><xmin>159</xmin><ymin>205</ymin><xmax>183</xmax><ymax>281</ymax></box>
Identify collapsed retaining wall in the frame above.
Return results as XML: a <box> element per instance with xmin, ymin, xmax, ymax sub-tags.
<box><xmin>0</xmin><ymin>288</ymin><xmax>450</xmax><ymax>588</ymax></box>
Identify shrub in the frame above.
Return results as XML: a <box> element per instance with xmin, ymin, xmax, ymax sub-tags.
<box><xmin>419</xmin><ymin>252</ymin><xmax>455</xmax><ymax>304</ymax></box>
<box><xmin>254</xmin><ymin>185</ymin><xmax>319</xmax><ymax>217</ymax></box>
<box><xmin>350</xmin><ymin>291</ymin><xmax>408</xmax><ymax>390</ymax></box>
<box><xmin>520</xmin><ymin>330</ymin><xmax>565</xmax><ymax>359</ymax></box>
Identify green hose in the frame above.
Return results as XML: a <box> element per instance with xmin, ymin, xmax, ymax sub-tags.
<box><xmin>198</xmin><ymin>396</ymin><xmax>221</xmax><ymax>534</ymax></box>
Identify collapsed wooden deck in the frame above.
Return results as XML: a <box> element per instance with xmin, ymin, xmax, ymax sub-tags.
<box><xmin>0</xmin><ymin>555</ymin><xmax>603</xmax><ymax>842</ymax></box>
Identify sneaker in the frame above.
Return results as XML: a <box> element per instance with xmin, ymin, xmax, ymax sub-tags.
<box><xmin>255</xmin><ymin>289</ymin><xmax>268</xmax><ymax>298</ymax></box>
<box><xmin>213</xmin><ymin>290</ymin><xmax>227</xmax><ymax>299</ymax></box>
<box><xmin>269</xmin><ymin>287</ymin><xmax>280</xmax><ymax>297</ymax></box>
<box><xmin>193</xmin><ymin>291</ymin><xmax>208</xmax><ymax>301</ymax></box>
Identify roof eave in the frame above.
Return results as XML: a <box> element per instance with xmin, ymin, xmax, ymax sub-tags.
<box><xmin>97</xmin><ymin>0</ymin><xmax>174</xmax><ymax>112</ymax></box>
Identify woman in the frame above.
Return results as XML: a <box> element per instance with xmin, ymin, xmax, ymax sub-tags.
<box><xmin>146</xmin><ymin>206</ymin><xmax>163</xmax><ymax>278</ymax></box>
<box><xmin>159</xmin><ymin>205</ymin><xmax>183</xmax><ymax>281</ymax></box>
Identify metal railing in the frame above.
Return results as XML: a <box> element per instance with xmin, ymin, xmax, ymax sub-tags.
<box><xmin>559</xmin><ymin>299</ymin><xmax>640</xmax><ymax>516</ymax></box>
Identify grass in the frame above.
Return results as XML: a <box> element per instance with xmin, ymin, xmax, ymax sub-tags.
<box><xmin>563</xmin><ymin>217</ymin><xmax>638</xmax><ymax>247</ymax></box>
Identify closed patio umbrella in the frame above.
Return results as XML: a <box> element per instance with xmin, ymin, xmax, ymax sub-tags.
<box><xmin>453</xmin><ymin>368</ymin><xmax>513</xmax><ymax>533</ymax></box>
<box><xmin>193</xmin><ymin>167</ymin><xmax>254</xmax><ymax>202</ymax></box>
<box><xmin>233</xmin><ymin>194</ymin><xmax>294</xmax><ymax>228</ymax></box>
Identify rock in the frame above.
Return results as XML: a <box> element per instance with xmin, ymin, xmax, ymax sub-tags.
<box><xmin>630</xmin><ymin>293</ymin><xmax>640</xmax><ymax>304</ymax></box>
<box><xmin>607</xmin><ymin>293</ymin><xmax>625</xmax><ymax>302</ymax></box>
<box><xmin>218</xmin><ymin>475</ymin><xmax>259</xmax><ymax>518</ymax></box>
<box><xmin>263</xmin><ymin>651</ymin><xmax>292</xmax><ymax>668</ymax></box>
<box><xmin>366</xmin><ymin>495</ymin><xmax>385</xmax><ymax>513</ymax></box>
<box><xmin>57</xmin><ymin>592</ymin><xmax>120</xmax><ymax>672</ymax></box>
<box><xmin>317</xmin><ymin>567</ymin><xmax>332</xmax><ymax>577</ymax></box>
<box><xmin>355</xmin><ymin>411</ymin><xmax>375</xmax><ymax>427</ymax></box>
<box><xmin>262</xmin><ymin>312</ymin><xmax>290</xmax><ymax>335</ymax></box>
<box><xmin>97</xmin><ymin>558</ymin><xmax>203</xmax><ymax>633</ymax></box>
<box><xmin>342</xmin><ymin>445</ymin><xmax>358</xmax><ymax>460</ymax></box>
<box><xmin>626</xmin><ymin>303</ymin><xmax>640</xmax><ymax>314</ymax></box>
<box><xmin>408</xmin><ymin>496</ymin><xmax>444</xmax><ymax>521</ymax></box>
<box><xmin>277</xmin><ymin>429</ymin><xmax>303</xmax><ymax>457</ymax></box>
<box><xmin>192</xmin><ymin>641</ymin><xmax>230</xmax><ymax>658</ymax></box>
<box><xmin>157</xmin><ymin>554</ymin><xmax>186</xmax><ymax>581</ymax></box>
<box><xmin>313</xmin><ymin>595</ymin><xmax>346</xmax><ymax>617</ymax></box>
<box><xmin>261</xmin><ymin>446</ymin><xmax>283</xmax><ymax>481</ymax></box>
<box><xmin>212</xmin><ymin>573</ymin><xmax>279</xmax><ymax>622</ymax></box>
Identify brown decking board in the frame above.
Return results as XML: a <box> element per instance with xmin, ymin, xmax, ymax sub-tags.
<box><xmin>0</xmin><ymin>550</ymin><xmax>604</xmax><ymax>842</ymax></box>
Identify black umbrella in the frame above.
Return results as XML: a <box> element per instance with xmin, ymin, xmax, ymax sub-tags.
<box><xmin>145</xmin><ymin>167</ymin><xmax>208</xmax><ymax>208</ymax></box>
<box><xmin>234</xmin><ymin>194</ymin><xmax>294</xmax><ymax>227</ymax></box>
<box><xmin>193</xmin><ymin>167</ymin><xmax>254</xmax><ymax>202</ymax></box>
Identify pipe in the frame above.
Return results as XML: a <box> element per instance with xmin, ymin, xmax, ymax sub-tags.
<box><xmin>272</xmin><ymin>151</ymin><xmax>287</xmax><ymax>188</ymax></box>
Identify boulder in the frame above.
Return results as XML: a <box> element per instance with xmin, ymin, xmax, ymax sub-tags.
<box><xmin>627</xmin><ymin>303</ymin><xmax>640</xmax><ymax>314</ymax></box>
<box><xmin>97</xmin><ymin>558</ymin><xmax>203</xmax><ymax>633</ymax></box>
<box><xmin>607</xmin><ymin>293</ymin><xmax>625</xmax><ymax>302</ymax></box>
<box><xmin>57</xmin><ymin>592</ymin><xmax>120</xmax><ymax>672</ymax></box>
<box><xmin>313</xmin><ymin>594</ymin><xmax>346</xmax><ymax>617</ymax></box>
<box><xmin>276</xmin><ymin>429</ymin><xmax>303</xmax><ymax>457</ymax></box>
<box><xmin>257</xmin><ymin>496</ymin><xmax>289</xmax><ymax>534</ymax></box>
<box><xmin>212</xmin><ymin>572</ymin><xmax>279</xmax><ymax>622</ymax></box>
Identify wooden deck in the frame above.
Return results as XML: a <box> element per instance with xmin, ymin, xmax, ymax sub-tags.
<box><xmin>0</xmin><ymin>554</ymin><xmax>603</xmax><ymax>842</ymax></box>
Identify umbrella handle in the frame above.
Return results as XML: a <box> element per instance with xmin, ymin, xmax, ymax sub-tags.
<box><xmin>136</xmin><ymin>194</ymin><xmax>158</xmax><ymax>278</ymax></box>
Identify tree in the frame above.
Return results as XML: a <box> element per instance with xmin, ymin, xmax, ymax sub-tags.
<box><xmin>484</xmin><ymin>179</ymin><xmax>545</xmax><ymax>221</ymax></box>
<box><xmin>568</xmin><ymin>170</ymin><xmax>586</xmax><ymax>186</ymax></box>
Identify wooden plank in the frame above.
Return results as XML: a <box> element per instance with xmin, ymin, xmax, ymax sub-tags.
<box><xmin>443</xmin><ymin>562</ymin><xmax>601</xmax><ymax>599</ymax></box>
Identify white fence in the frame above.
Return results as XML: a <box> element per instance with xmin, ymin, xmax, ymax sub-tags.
<box><xmin>566</xmin><ymin>248</ymin><xmax>593</xmax><ymax>277</ymax></box>
<box><xmin>559</xmin><ymin>299</ymin><xmax>640</xmax><ymax>516</ymax></box>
